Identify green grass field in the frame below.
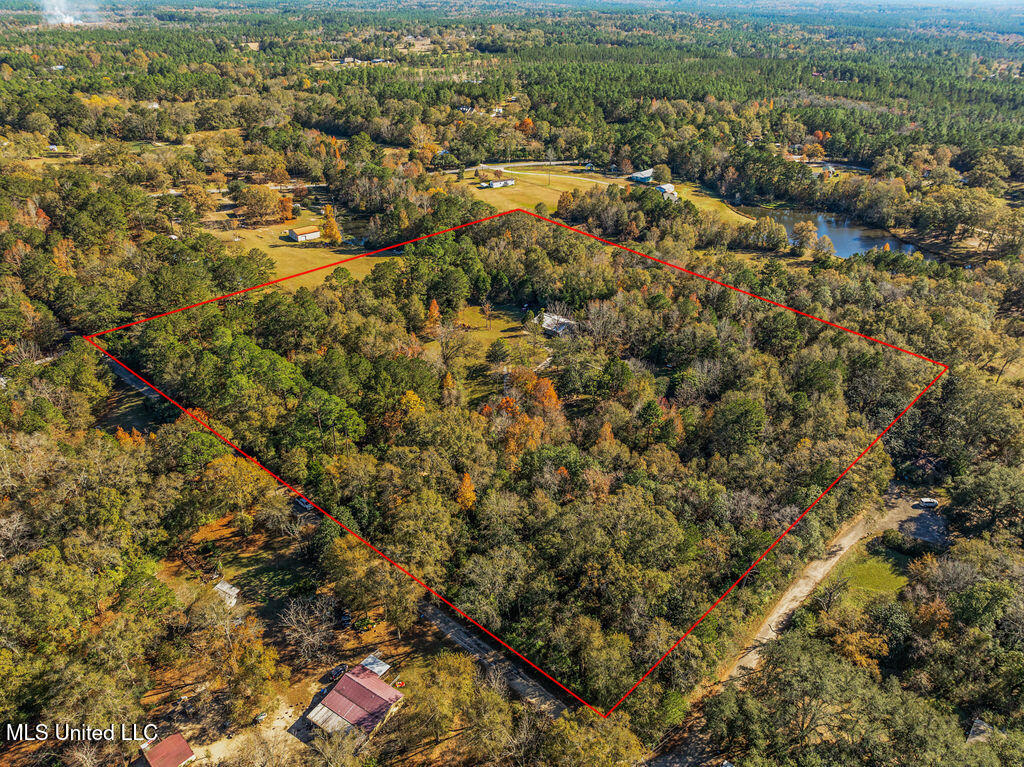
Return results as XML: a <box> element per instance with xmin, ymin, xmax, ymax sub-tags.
<box><xmin>831</xmin><ymin>543</ymin><xmax>911</xmax><ymax>607</ymax></box>
<box><xmin>205</xmin><ymin>210</ymin><xmax>394</xmax><ymax>290</ymax></box>
<box><xmin>461</xmin><ymin>165</ymin><xmax>750</xmax><ymax>225</ymax></box>
<box><xmin>420</xmin><ymin>305</ymin><xmax>549</xmax><ymax>403</ymax></box>
<box><xmin>462</xmin><ymin>166</ymin><xmax>629</xmax><ymax>211</ymax></box>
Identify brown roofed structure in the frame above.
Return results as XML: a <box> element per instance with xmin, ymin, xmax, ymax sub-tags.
<box><xmin>143</xmin><ymin>733</ymin><xmax>195</xmax><ymax>767</ymax></box>
<box><xmin>307</xmin><ymin>664</ymin><xmax>404</xmax><ymax>735</ymax></box>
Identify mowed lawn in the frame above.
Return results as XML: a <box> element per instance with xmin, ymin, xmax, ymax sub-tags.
<box><xmin>421</xmin><ymin>305</ymin><xmax>549</xmax><ymax>403</ymax></box>
<box><xmin>830</xmin><ymin>543</ymin><xmax>911</xmax><ymax>608</ymax></box>
<box><xmin>205</xmin><ymin>210</ymin><xmax>396</xmax><ymax>290</ymax></box>
<box><xmin>461</xmin><ymin>165</ymin><xmax>750</xmax><ymax>225</ymax></box>
<box><xmin>421</xmin><ymin>305</ymin><xmax>540</xmax><ymax>363</ymax></box>
<box><xmin>462</xmin><ymin>166</ymin><xmax>629</xmax><ymax>211</ymax></box>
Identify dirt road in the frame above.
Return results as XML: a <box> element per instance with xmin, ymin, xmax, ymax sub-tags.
<box><xmin>648</xmin><ymin>487</ymin><xmax>947</xmax><ymax>766</ymax></box>
<box><xmin>726</xmin><ymin>489</ymin><xmax>945</xmax><ymax>679</ymax></box>
<box><xmin>419</xmin><ymin>603</ymin><xmax>567</xmax><ymax>718</ymax></box>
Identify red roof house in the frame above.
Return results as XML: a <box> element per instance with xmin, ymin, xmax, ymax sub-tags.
<box><xmin>306</xmin><ymin>664</ymin><xmax>404</xmax><ymax>736</ymax></box>
<box><xmin>143</xmin><ymin>733</ymin><xmax>195</xmax><ymax>767</ymax></box>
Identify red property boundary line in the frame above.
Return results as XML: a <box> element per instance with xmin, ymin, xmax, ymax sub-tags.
<box><xmin>84</xmin><ymin>208</ymin><xmax>948</xmax><ymax>718</ymax></box>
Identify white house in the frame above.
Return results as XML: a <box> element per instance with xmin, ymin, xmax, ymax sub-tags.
<box><xmin>483</xmin><ymin>178</ymin><xmax>515</xmax><ymax>188</ymax></box>
<box><xmin>629</xmin><ymin>168</ymin><xmax>654</xmax><ymax>182</ymax></box>
<box><xmin>534</xmin><ymin>311</ymin><xmax>576</xmax><ymax>338</ymax></box>
<box><xmin>287</xmin><ymin>225</ymin><xmax>321</xmax><ymax>242</ymax></box>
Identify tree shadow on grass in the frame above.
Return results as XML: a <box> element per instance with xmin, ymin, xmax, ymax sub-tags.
<box><xmin>219</xmin><ymin>538</ymin><xmax>319</xmax><ymax>623</ymax></box>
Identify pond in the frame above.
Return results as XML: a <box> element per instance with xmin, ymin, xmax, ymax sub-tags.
<box><xmin>735</xmin><ymin>204</ymin><xmax>918</xmax><ymax>259</ymax></box>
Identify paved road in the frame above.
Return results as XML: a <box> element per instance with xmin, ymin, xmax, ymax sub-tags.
<box><xmin>444</xmin><ymin>159</ymin><xmax>580</xmax><ymax>175</ymax></box>
<box><xmin>420</xmin><ymin>603</ymin><xmax>567</xmax><ymax>718</ymax></box>
<box><xmin>648</xmin><ymin>487</ymin><xmax>947</xmax><ymax>766</ymax></box>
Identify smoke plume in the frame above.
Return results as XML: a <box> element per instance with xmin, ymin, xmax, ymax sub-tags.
<box><xmin>42</xmin><ymin>0</ymin><xmax>96</xmax><ymax>25</ymax></box>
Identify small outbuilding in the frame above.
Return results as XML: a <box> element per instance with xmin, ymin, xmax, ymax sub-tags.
<box><xmin>142</xmin><ymin>733</ymin><xmax>195</xmax><ymax>767</ymax></box>
<box><xmin>360</xmin><ymin>653</ymin><xmax>391</xmax><ymax>677</ymax></box>
<box><xmin>306</xmin><ymin>665</ymin><xmax>404</xmax><ymax>737</ymax></box>
<box><xmin>213</xmin><ymin>580</ymin><xmax>240</xmax><ymax>608</ymax></box>
<box><xmin>287</xmin><ymin>225</ymin><xmax>321</xmax><ymax>242</ymax></box>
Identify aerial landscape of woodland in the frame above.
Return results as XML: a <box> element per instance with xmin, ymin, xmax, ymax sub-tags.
<box><xmin>0</xmin><ymin>1</ymin><xmax>1023</xmax><ymax>766</ymax></box>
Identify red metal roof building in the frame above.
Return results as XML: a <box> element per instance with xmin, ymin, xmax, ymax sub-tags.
<box><xmin>306</xmin><ymin>664</ymin><xmax>404</xmax><ymax>736</ymax></box>
<box><xmin>143</xmin><ymin>733</ymin><xmax>195</xmax><ymax>767</ymax></box>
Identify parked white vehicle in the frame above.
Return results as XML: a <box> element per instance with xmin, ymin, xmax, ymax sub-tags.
<box><xmin>919</xmin><ymin>497</ymin><xmax>939</xmax><ymax>508</ymax></box>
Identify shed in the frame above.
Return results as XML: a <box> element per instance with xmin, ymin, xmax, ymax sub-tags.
<box><xmin>287</xmin><ymin>225</ymin><xmax>321</xmax><ymax>242</ymax></box>
<box><xmin>534</xmin><ymin>311</ymin><xmax>576</xmax><ymax>338</ymax></box>
<box><xmin>306</xmin><ymin>665</ymin><xmax>404</xmax><ymax>737</ymax></box>
<box><xmin>360</xmin><ymin>654</ymin><xmax>391</xmax><ymax>677</ymax></box>
<box><xmin>213</xmin><ymin>580</ymin><xmax>240</xmax><ymax>608</ymax></box>
<box><xmin>629</xmin><ymin>168</ymin><xmax>654</xmax><ymax>182</ymax></box>
<box><xmin>142</xmin><ymin>733</ymin><xmax>195</xmax><ymax>767</ymax></box>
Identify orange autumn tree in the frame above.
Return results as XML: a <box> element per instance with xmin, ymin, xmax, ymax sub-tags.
<box><xmin>278</xmin><ymin>194</ymin><xmax>294</xmax><ymax>221</ymax></box>
<box><xmin>532</xmin><ymin>377</ymin><xmax>561</xmax><ymax>413</ymax></box>
<box><xmin>320</xmin><ymin>204</ymin><xmax>342</xmax><ymax>244</ymax></box>
<box><xmin>425</xmin><ymin>298</ymin><xmax>442</xmax><ymax>336</ymax></box>
<box><xmin>456</xmin><ymin>473</ymin><xmax>476</xmax><ymax>511</ymax></box>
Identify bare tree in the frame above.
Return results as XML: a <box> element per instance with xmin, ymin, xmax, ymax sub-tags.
<box><xmin>434</xmin><ymin>322</ymin><xmax>469</xmax><ymax>368</ymax></box>
<box><xmin>0</xmin><ymin>509</ymin><xmax>29</xmax><ymax>560</ymax></box>
<box><xmin>310</xmin><ymin>729</ymin><xmax>365</xmax><ymax>767</ymax></box>
<box><xmin>813</xmin><ymin>576</ymin><xmax>850</xmax><ymax>614</ymax></box>
<box><xmin>280</xmin><ymin>593</ymin><xmax>336</xmax><ymax>665</ymax></box>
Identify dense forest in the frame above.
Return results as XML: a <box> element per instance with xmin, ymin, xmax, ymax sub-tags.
<box><xmin>1</xmin><ymin>2</ymin><xmax>1023</xmax><ymax>766</ymax></box>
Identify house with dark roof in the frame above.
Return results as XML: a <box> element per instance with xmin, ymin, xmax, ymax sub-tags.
<box><xmin>306</xmin><ymin>665</ymin><xmax>404</xmax><ymax>737</ymax></box>
<box><xmin>141</xmin><ymin>733</ymin><xmax>194</xmax><ymax>767</ymax></box>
